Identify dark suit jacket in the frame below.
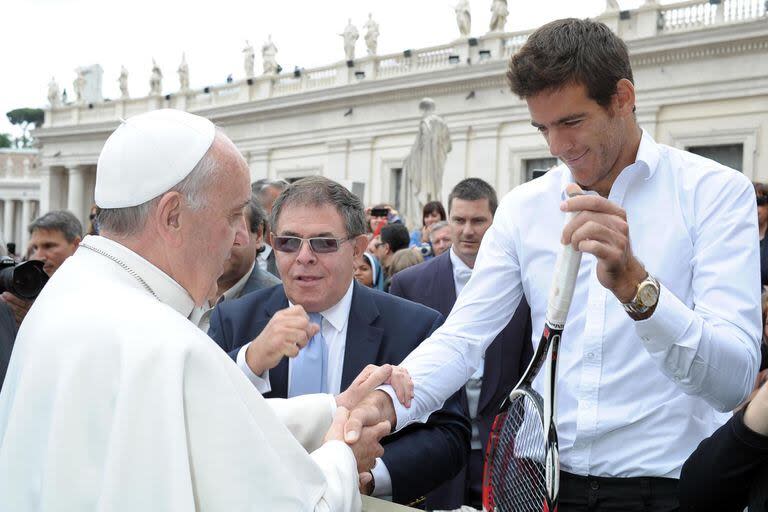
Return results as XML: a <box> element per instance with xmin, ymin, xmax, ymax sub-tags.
<box><xmin>208</xmin><ymin>282</ymin><xmax>471</xmax><ymax>506</ymax></box>
<box><xmin>390</xmin><ymin>251</ymin><xmax>533</xmax><ymax>509</ymax></box>
<box><xmin>238</xmin><ymin>263</ymin><xmax>281</xmax><ymax>298</ymax></box>
<box><xmin>264</xmin><ymin>248</ymin><xmax>280</xmax><ymax>279</ymax></box>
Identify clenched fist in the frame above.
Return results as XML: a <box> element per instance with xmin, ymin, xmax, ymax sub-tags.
<box><xmin>244</xmin><ymin>305</ymin><xmax>320</xmax><ymax>375</ymax></box>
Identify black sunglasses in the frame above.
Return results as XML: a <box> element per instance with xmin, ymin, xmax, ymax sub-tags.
<box><xmin>272</xmin><ymin>235</ymin><xmax>355</xmax><ymax>254</ymax></box>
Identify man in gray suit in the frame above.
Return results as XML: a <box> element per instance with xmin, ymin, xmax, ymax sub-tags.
<box><xmin>191</xmin><ymin>194</ymin><xmax>280</xmax><ymax>331</ymax></box>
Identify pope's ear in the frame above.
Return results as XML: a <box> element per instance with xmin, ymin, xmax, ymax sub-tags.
<box><xmin>154</xmin><ymin>191</ymin><xmax>184</xmax><ymax>244</ymax></box>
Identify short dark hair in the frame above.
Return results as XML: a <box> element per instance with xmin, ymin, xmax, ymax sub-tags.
<box><xmin>380</xmin><ymin>223</ymin><xmax>410</xmax><ymax>253</ymax></box>
<box><xmin>28</xmin><ymin>210</ymin><xmax>83</xmax><ymax>242</ymax></box>
<box><xmin>422</xmin><ymin>201</ymin><xmax>447</xmax><ymax>226</ymax></box>
<box><xmin>507</xmin><ymin>18</ymin><xmax>634</xmax><ymax>108</ymax></box>
<box><xmin>270</xmin><ymin>176</ymin><xmax>366</xmax><ymax>237</ymax></box>
<box><xmin>448</xmin><ymin>178</ymin><xmax>498</xmax><ymax>215</ymax></box>
<box><xmin>245</xmin><ymin>194</ymin><xmax>267</xmax><ymax>234</ymax></box>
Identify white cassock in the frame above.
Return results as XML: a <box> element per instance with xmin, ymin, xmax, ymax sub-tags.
<box><xmin>0</xmin><ymin>235</ymin><xmax>360</xmax><ymax>511</ymax></box>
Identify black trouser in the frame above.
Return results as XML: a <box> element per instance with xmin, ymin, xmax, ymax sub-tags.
<box><xmin>559</xmin><ymin>471</ymin><xmax>680</xmax><ymax>512</ymax></box>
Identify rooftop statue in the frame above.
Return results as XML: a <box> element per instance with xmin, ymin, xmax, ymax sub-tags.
<box><xmin>48</xmin><ymin>77</ymin><xmax>61</xmax><ymax>108</ymax></box>
<box><xmin>489</xmin><ymin>0</ymin><xmax>509</xmax><ymax>32</ymax></box>
<box><xmin>243</xmin><ymin>40</ymin><xmax>255</xmax><ymax>78</ymax></box>
<box><xmin>262</xmin><ymin>35</ymin><xmax>279</xmax><ymax>75</ymax></box>
<box><xmin>118</xmin><ymin>66</ymin><xmax>129</xmax><ymax>99</ymax></box>
<box><xmin>340</xmin><ymin>19</ymin><xmax>359</xmax><ymax>61</ymax></box>
<box><xmin>149</xmin><ymin>59</ymin><xmax>163</xmax><ymax>96</ymax></box>
<box><xmin>178</xmin><ymin>53</ymin><xmax>190</xmax><ymax>92</ymax></box>
<box><xmin>455</xmin><ymin>0</ymin><xmax>471</xmax><ymax>38</ymax></box>
<box><xmin>364</xmin><ymin>13</ymin><xmax>380</xmax><ymax>56</ymax></box>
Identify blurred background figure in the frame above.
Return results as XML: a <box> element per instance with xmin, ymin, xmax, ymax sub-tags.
<box><xmin>428</xmin><ymin>220</ymin><xmax>452</xmax><ymax>257</ymax></box>
<box><xmin>388</xmin><ymin>248</ymin><xmax>423</xmax><ymax>285</ymax></box>
<box><xmin>87</xmin><ymin>204</ymin><xmax>100</xmax><ymax>235</ymax></box>
<box><xmin>369</xmin><ymin>223</ymin><xmax>410</xmax><ymax>280</ymax></box>
<box><xmin>253</xmin><ymin>178</ymin><xmax>290</xmax><ymax>278</ymax></box>
<box><xmin>756</xmin><ymin>181</ymin><xmax>768</xmax><ymax>288</ymax></box>
<box><xmin>354</xmin><ymin>252</ymin><xmax>385</xmax><ymax>291</ymax></box>
<box><xmin>410</xmin><ymin>200</ymin><xmax>446</xmax><ymax>247</ymax></box>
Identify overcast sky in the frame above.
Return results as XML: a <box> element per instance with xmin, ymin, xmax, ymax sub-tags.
<box><xmin>1</xmin><ymin>0</ymin><xmax>653</xmax><ymax>138</ymax></box>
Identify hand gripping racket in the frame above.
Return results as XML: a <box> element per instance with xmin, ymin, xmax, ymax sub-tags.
<box><xmin>482</xmin><ymin>190</ymin><xmax>583</xmax><ymax>512</ymax></box>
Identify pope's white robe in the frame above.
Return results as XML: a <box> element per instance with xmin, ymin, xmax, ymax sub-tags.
<box><xmin>0</xmin><ymin>235</ymin><xmax>360</xmax><ymax>511</ymax></box>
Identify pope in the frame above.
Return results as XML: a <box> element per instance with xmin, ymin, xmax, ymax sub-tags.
<box><xmin>0</xmin><ymin>109</ymin><xmax>393</xmax><ymax>511</ymax></box>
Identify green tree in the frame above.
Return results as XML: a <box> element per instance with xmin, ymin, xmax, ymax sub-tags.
<box><xmin>0</xmin><ymin>133</ymin><xmax>12</xmax><ymax>149</ymax></box>
<box><xmin>6</xmin><ymin>108</ymin><xmax>45</xmax><ymax>148</ymax></box>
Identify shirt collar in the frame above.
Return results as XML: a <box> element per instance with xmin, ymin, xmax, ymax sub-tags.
<box><xmin>287</xmin><ymin>280</ymin><xmax>354</xmax><ymax>333</ymax></box>
<box><xmin>449</xmin><ymin>247</ymin><xmax>473</xmax><ymax>274</ymax></box>
<box><xmin>558</xmin><ymin>128</ymin><xmax>658</xmax><ymax>200</ymax></box>
<box><xmin>82</xmin><ymin>235</ymin><xmax>196</xmax><ymax>318</ymax></box>
<box><xmin>260</xmin><ymin>244</ymin><xmax>272</xmax><ymax>260</ymax></box>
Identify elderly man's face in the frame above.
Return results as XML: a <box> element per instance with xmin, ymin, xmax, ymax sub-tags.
<box><xmin>180</xmin><ymin>140</ymin><xmax>251</xmax><ymax>305</ymax></box>
<box><xmin>29</xmin><ymin>228</ymin><xmax>80</xmax><ymax>276</ymax></box>
<box><xmin>274</xmin><ymin>203</ymin><xmax>365</xmax><ymax>312</ymax></box>
<box><xmin>430</xmin><ymin>226</ymin><xmax>452</xmax><ymax>256</ymax></box>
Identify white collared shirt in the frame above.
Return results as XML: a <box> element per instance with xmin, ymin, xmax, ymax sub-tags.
<box><xmin>383</xmin><ymin>130</ymin><xmax>761</xmax><ymax>478</ymax></box>
<box><xmin>257</xmin><ymin>245</ymin><xmax>273</xmax><ymax>272</ymax></box>
<box><xmin>190</xmin><ymin>263</ymin><xmax>256</xmax><ymax>332</ymax></box>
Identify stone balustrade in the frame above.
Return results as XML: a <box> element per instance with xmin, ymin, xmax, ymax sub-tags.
<box><xmin>42</xmin><ymin>0</ymin><xmax>767</xmax><ymax>129</ymax></box>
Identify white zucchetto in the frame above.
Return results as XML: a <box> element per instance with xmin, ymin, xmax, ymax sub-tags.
<box><xmin>95</xmin><ymin>109</ymin><xmax>215</xmax><ymax>208</ymax></box>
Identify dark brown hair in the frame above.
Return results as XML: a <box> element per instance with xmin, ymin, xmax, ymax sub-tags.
<box><xmin>422</xmin><ymin>201</ymin><xmax>447</xmax><ymax>226</ymax></box>
<box><xmin>507</xmin><ymin>18</ymin><xmax>634</xmax><ymax>108</ymax></box>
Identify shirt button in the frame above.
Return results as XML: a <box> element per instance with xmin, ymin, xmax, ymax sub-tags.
<box><xmin>586</xmin><ymin>352</ymin><xmax>595</xmax><ymax>359</ymax></box>
<box><xmin>590</xmin><ymin>480</ymin><xmax>600</xmax><ymax>491</ymax></box>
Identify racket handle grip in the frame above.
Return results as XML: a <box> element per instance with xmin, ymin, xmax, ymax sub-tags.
<box><xmin>546</xmin><ymin>194</ymin><xmax>584</xmax><ymax>328</ymax></box>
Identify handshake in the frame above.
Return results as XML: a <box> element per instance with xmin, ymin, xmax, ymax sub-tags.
<box><xmin>324</xmin><ymin>363</ymin><xmax>412</xmax><ymax>494</ymax></box>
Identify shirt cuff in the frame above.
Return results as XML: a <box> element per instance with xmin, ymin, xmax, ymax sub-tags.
<box><xmin>236</xmin><ymin>343</ymin><xmax>272</xmax><ymax>394</ymax></box>
<box><xmin>370</xmin><ymin>458</ymin><xmax>393</xmax><ymax>499</ymax></box>
<box><xmin>377</xmin><ymin>385</ymin><xmax>433</xmax><ymax>432</ymax></box>
<box><xmin>634</xmin><ymin>282</ymin><xmax>693</xmax><ymax>359</ymax></box>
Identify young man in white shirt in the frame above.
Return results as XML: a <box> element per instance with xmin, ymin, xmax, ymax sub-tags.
<box><xmin>348</xmin><ymin>17</ymin><xmax>761</xmax><ymax>511</ymax></box>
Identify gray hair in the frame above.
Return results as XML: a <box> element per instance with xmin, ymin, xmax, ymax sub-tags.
<box><xmin>270</xmin><ymin>176</ymin><xmax>366</xmax><ymax>237</ymax></box>
<box><xmin>29</xmin><ymin>210</ymin><xmax>83</xmax><ymax>242</ymax></box>
<box><xmin>97</xmin><ymin>132</ymin><xmax>222</xmax><ymax>236</ymax></box>
<box><xmin>428</xmin><ymin>220</ymin><xmax>450</xmax><ymax>242</ymax></box>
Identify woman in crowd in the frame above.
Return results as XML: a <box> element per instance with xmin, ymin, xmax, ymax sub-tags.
<box><xmin>409</xmin><ymin>201</ymin><xmax>446</xmax><ymax>247</ymax></box>
<box><xmin>354</xmin><ymin>252</ymin><xmax>385</xmax><ymax>291</ymax></box>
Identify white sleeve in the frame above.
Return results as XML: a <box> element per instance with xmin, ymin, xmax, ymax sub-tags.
<box><xmin>310</xmin><ymin>441</ymin><xmax>362</xmax><ymax>512</ymax></box>
<box><xmin>267</xmin><ymin>394</ymin><xmax>336</xmax><ymax>453</ymax></box>
<box><xmin>635</xmin><ymin>172</ymin><xmax>761</xmax><ymax>411</ymax></box>
<box><xmin>383</xmin><ymin>199</ymin><xmax>525</xmax><ymax>430</ymax></box>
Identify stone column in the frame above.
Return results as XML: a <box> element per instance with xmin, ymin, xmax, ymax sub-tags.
<box><xmin>67</xmin><ymin>166</ymin><xmax>86</xmax><ymax>226</ymax></box>
<box><xmin>3</xmin><ymin>200</ymin><xmax>15</xmax><ymax>246</ymax></box>
<box><xmin>20</xmin><ymin>199</ymin><xmax>33</xmax><ymax>252</ymax></box>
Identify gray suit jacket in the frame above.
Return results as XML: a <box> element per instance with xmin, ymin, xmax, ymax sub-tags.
<box><xmin>239</xmin><ymin>263</ymin><xmax>280</xmax><ymax>298</ymax></box>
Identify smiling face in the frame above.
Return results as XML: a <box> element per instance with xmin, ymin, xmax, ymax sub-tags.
<box><xmin>274</xmin><ymin>203</ymin><xmax>366</xmax><ymax>312</ymax></box>
<box><xmin>527</xmin><ymin>81</ymin><xmax>639</xmax><ymax>197</ymax></box>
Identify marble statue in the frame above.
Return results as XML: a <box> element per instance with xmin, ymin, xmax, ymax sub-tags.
<box><xmin>402</xmin><ymin>98</ymin><xmax>452</xmax><ymax>228</ymax></box>
<box><xmin>118</xmin><ymin>66</ymin><xmax>129</xmax><ymax>99</ymax></box>
<box><xmin>363</xmin><ymin>13</ymin><xmax>380</xmax><ymax>56</ymax></box>
<box><xmin>73</xmin><ymin>70</ymin><xmax>86</xmax><ymax>105</ymax></box>
<box><xmin>149</xmin><ymin>59</ymin><xmax>163</xmax><ymax>95</ymax></box>
<box><xmin>262</xmin><ymin>35</ymin><xmax>279</xmax><ymax>75</ymax></box>
<box><xmin>455</xmin><ymin>0</ymin><xmax>471</xmax><ymax>38</ymax></box>
<box><xmin>340</xmin><ymin>19</ymin><xmax>359</xmax><ymax>61</ymax></box>
<box><xmin>489</xmin><ymin>0</ymin><xmax>509</xmax><ymax>32</ymax></box>
<box><xmin>47</xmin><ymin>77</ymin><xmax>61</xmax><ymax>107</ymax></box>
<box><xmin>243</xmin><ymin>40</ymin><xmax>255</xmax><ymax>78</ymax></box>
<box><xmin>178</xmin><ymin>53</ymin><xmax>190</xmax><ymax>91</ymax></box>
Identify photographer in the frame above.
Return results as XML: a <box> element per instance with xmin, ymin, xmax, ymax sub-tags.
<box><xmin>1</xmin><ymin>210</ymin><xmax>82</xmax><ymax>326</ymax></box>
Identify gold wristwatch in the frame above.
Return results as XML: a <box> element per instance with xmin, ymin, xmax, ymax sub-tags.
<box><xmin>621</xmin><ymin>273</ymin><xmax>660</xmax><ymax>320</ymax></box>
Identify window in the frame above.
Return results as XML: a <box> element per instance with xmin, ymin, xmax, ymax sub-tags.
<box><xmin>687</xmin><ymin>144</ymin><xmax>744</xmax><ymax>172</ymax></box>
<box><xmin>524</xmin><ymin>157</ymin><xmax>558</xmax><ymax>182</ymax></box>
<box><xmin>390</xmin><ymin>168</ymin><xmax>403</xmax><ymax>211</ymax></box>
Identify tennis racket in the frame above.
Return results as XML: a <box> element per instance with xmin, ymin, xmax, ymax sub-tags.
<box><xmin>482</xmin><ymin>190</ymin><xmax>583</xmax><ymax>512</ymax></box>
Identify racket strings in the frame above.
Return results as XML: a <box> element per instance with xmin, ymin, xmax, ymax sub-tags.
<box><xmin>490</xmin><ymin>393</ymin><xmax>547</xmax><ymax>512</ymax></box>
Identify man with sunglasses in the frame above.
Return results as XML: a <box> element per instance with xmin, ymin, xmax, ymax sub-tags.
<box><xmin>209</xmin><ymin>176</ymin><xmax>470</xmax><ymax>505</ymax></box>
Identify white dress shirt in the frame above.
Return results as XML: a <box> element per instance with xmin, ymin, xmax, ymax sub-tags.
<box><xmin>384</xmin><ymin>131</ymin><xmax>761</xmax><ymax>478</ymax></box>
<box><xmin>236</xmin><ymin>282</ymin><xmax>395</xmax><ymax>497</ymax></box>
<box><xmin>257</xmin><ymin>244</ymin><xmax>272</xmax><ymax>272</ymax></box>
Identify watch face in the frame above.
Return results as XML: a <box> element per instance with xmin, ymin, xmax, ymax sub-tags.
<box><xmin>638</xmin><ymin>281</ymin><xmax>659</xmax><ymax>307</ymax></box>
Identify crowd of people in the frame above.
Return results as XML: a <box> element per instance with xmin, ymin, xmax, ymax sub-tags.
<box><xmin>0</xmin><ymin>15</ymin><xmax>766</xmax><ymax>512</ymax></box>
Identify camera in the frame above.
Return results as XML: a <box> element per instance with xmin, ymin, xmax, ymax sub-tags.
<box><xmin>370</xmin><ymin>207</ymin><xmax>390</xmax><ymax>218</ymax></box>
<box><xmin>417</xmin><ymin>243</ymin><xmax>433</xmax><ymax>258</ymax></box>
<box><xmin>0</xmin><ymin>257</ymin><xmax>49</xmax><ymax>300</ymax></box>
